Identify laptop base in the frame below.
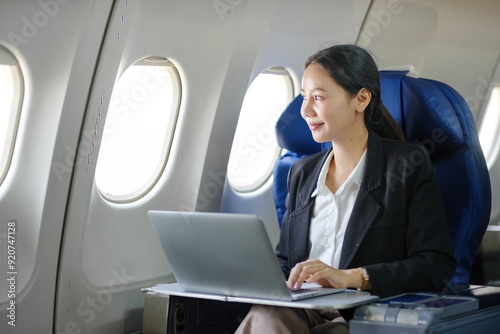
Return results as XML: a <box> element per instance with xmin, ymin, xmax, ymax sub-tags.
<box><xmin>142</xmin><ymin>283</ymin><xmax>379</xmax><ymax>310</ymax></box>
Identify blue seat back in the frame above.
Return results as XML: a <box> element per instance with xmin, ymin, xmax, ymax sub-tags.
<box><xmin>273</xmin><ymin>70</ymin><xmax>492</xmax><ymax>287</ymax></box>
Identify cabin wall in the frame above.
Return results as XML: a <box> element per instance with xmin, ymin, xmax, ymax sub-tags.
<box><xmin>0</xmin><ymin>1</ymin><xmax>499</xmax><ymax>334</ymax></box>
<box><xmin>0</xmin><ymin>1</ymin><xmax>114</xmax><ymax>333</ymax></box>
<box><xmin>359</xmin><ymin>0</ymin><xmax>500</xmax><ymax>122</ymax></box>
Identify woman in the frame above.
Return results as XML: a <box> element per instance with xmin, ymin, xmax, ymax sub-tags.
<box><xmin>235</xmin><ymin>44</ymin><xmax>456</xmax><ymax>334</ymax></box>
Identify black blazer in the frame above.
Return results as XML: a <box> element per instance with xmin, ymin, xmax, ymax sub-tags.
<box><xmin>275</xmin><ymin>130</ymin><xmax>456</xmax><ymax>298</ymax></box>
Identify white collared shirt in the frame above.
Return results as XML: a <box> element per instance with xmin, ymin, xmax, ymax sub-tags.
<box><xmin>308</xmin><ymin>149</ymin><xmax>367</xmax><ymax>269</ymax></box>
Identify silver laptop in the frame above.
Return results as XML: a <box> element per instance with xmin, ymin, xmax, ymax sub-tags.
<box><xmin>147</xmin><ymin>210</ymin><xmax>344</xmax><ymax>301</ymax></box>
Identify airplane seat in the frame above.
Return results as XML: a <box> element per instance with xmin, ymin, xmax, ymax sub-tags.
<box><xmin>379</xmin><ymin>70</ymin><xmax>492</xmax><ymax>288</ymax></box>
<box><xmin>273</xmin><ymin>70</ymin><xmax>492</xmax><ymax>288</ymax></box>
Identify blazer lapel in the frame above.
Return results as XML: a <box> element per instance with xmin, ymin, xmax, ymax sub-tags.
<box><xmin>287</xmin><ymin>149</ymin><xmax>332</xmax><ymax>266</ymax></box>
<box><xmin>339</xmin><ymin>131</ymin><xmax>384</xmax><ymax>269</ymax></box>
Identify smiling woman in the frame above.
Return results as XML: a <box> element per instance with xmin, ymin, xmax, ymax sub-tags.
<box><xmin>1</xmin><ymin>1</ymin><xmax>500</xmax><ymax>333</ymax></box>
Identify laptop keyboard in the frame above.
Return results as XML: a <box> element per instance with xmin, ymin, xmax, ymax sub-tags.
<box><xmin>290</xmin><ymin>288</ymin><xmax>318</xmax><ymax>294</ymax></box>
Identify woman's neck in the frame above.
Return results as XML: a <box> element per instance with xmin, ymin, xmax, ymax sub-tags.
<box><xmin>326</xmin><ymin>127</ymin><xmax>368</xmax><ymax>193</ymax></box>
<box><xmin>331</xmin><ymin>126</ymin><xmax>368</xmax><ymax>169</ymax></box>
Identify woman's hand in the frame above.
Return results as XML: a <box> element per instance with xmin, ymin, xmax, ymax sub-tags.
<box><xmin>287</xmin><ymin>259</ymin><xmax>363</xmax><ymax>290</ymax></box>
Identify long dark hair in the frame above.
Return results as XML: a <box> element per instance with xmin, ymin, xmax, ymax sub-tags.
<box><xmin>305</xmin><ymin>44</ymin><xmax>405</xmax><ymax>141</ymax></box>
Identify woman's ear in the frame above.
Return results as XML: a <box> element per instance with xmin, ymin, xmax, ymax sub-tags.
<box><xmin>355</xmin><ymin>88</ymin><xmax>371</xmax><ymax>113</ymax></box>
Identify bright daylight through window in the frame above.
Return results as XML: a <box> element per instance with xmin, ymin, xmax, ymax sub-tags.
<box><xmin>0</xmin><ymin>48</ymin><xmax>23</xmax><ymax>186</ymax></box>
<box><xmin>95</xmin><ymin>57</ymin><xmax>181</xmax><ymax>202</ymax></box>
<box><xmin>479</xmin><ymin>85</ymin><xmax>500</xmax><ymax>165</ymax></box>
<box><xmin>228</xmin><ymin>67</ymin><xmax>294</xmax><ymax>192</ymax></box>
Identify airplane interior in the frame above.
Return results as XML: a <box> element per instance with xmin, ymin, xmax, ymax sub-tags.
<box><xmin>1</xmin><ymin>0</ymin><xmax>500</xmax><ymax>333</ymax></box>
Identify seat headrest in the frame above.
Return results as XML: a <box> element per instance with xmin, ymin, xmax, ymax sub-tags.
<box><xmin>277</xmin><ymin>71</ymin><xmax>466</xmax><ymax>159</ymax></box>
<box><xmin>380</xmin><ymin>71</ymin><xmax>465</xmax><ymax>158</ymax></box>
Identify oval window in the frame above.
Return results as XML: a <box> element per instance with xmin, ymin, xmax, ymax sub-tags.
<box><xmin>479</xmin><ymin>85</ymin><xmax>500</xmax><ymax>164</ymax></box>
<box><xmin>227</xmin><ymin>67</ymin><xmax>294</xmax><ymax>192</ymax></box>
<box><xmin>0</xmin><ymin>47</ymin><xmax>23</xmax><ymax>186</ymax></box>
<box><xmin>95</xmin><ymin>57</ymin><xmax>181</xmax><ymax>202</ymax></box>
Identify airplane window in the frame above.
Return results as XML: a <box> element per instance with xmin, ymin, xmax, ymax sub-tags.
<box><xmin>95</xmin><ymin>57</ymin><xmax>181</xmax><ymax>202</ymax></box>
<box><xmin>0</xmin><ymin>48</ymin><xmax>23</xmax><ymax>186</ymax></box>
<box><xmin>227</xmin><ymin>67</ymin><xmax>294</xmax><ymax>192</ymax></box>
<box><xmin>479</xmin><ymin>85</ymin><xmax>500</xmax><ymax>163</ymax></box>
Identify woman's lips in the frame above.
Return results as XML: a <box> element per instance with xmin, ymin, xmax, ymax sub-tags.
<box><xmin>307</xmin><ymin>122</ymin><xmax>323</xmax><ymax>131</ymax></box>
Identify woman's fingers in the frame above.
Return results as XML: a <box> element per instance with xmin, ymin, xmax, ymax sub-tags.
<box><xmin>306</xmin><ymin>267</ymin><xmax>337</xmax><ymax>287</ymax></box>
<box><xmin>288</xmin><ymin>260</ymin><xmax>363</xmax><ymax>290</ymax></box>
<box><xmin>288</xmin><ymin>260</ymin><xmax>334</xmax><ymax>290</ymax></box>
<box><xmin>307</xmin><ymin>267</ymin><xmax>355</xmax><ymax>289</ymax></box>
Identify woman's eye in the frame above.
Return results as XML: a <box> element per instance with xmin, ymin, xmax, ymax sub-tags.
<box><xmin>314</xmin><ymin>95</ymin><xmax>323</xmax><ymax>101</ymax></box>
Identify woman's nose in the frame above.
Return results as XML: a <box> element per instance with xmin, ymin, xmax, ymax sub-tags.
<box><xmin>300</xmin><ymin>97</ymin><xmax>313</xmax><ymax>119</ymax></box>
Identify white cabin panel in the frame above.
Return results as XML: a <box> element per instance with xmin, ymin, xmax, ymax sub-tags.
<box><xmin>0</xmin><ymin>1</ymin><xmax>114</xmax><ymax>333</ymax></box>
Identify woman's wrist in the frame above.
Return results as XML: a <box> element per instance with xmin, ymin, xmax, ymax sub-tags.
<box><xmin>343</xmin><ymin>268</ymin><xmax>365</xmax><ymax>289</ymax></box>
<box><xmin>358</xmin><ymin>267</ymin><xmax>372</xmax><ymax>291</ymax></box>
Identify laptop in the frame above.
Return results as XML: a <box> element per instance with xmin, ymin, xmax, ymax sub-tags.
<box><xmin>147</xmin><ymin>210</ymin><xmax>344</xmax><ymax>301</ymax></box>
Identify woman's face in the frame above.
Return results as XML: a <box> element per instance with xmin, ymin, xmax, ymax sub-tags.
<box><xmin>300</xmin><ymin>63</ymin><xmax>365</xmax><ymax>144</ymax></box>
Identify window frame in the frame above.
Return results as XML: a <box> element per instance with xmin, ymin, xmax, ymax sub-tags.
<box><xmin>478</xmin><ymin>84</ymin><xmax>500</xmax><ymax>167</ymax></box>
<box><xmin>95</xmin><ymin>57</ymin><xmax>182</xmax><ymax>203</ymax></box>
<box><xmin>0</xmin><ymin>47</ymin><xmax>24</xmax><ymax>186</ymax></box>
<box><xmin>227</xmin><ymin>66</ymin><xmax>295</xmax><ymax>193</ymax></box>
